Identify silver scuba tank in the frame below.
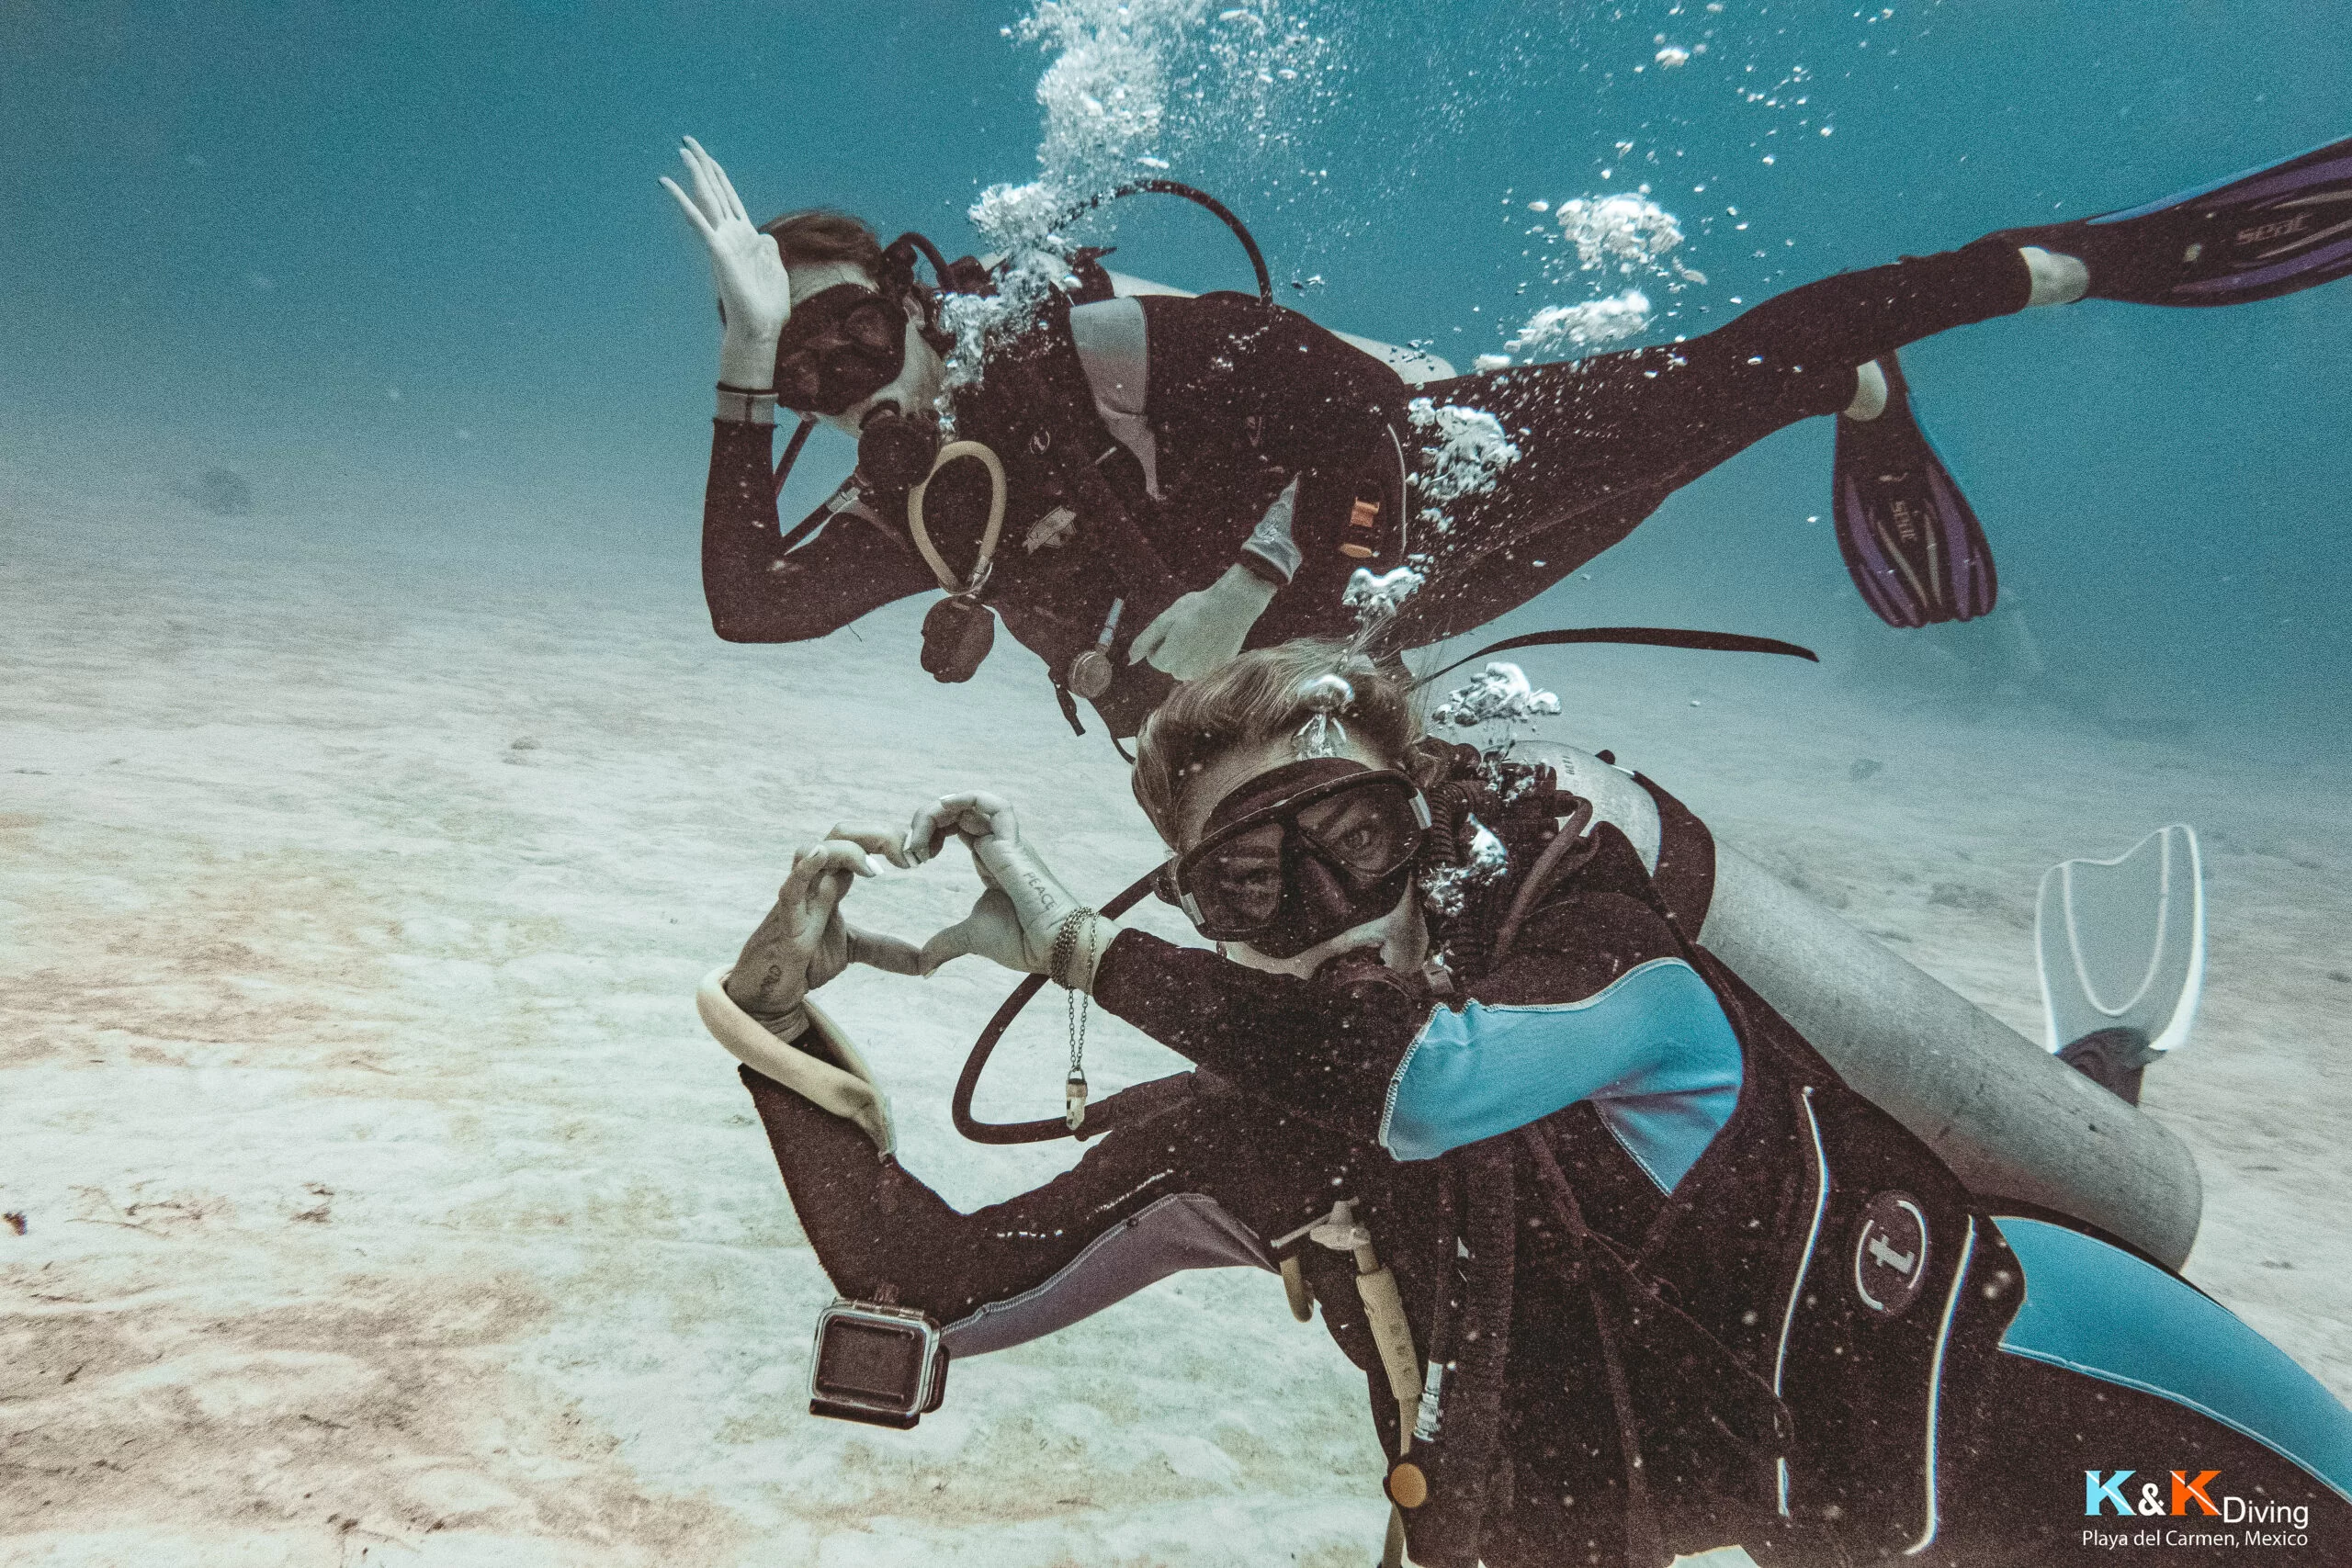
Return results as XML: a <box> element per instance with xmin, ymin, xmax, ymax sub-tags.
<box><xmin>1515</xmin><ymin>740</ymin><xmax>2204</xmax><ymax>1269</ymax></box>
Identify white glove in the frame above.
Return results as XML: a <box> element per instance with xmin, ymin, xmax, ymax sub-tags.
<box><xmin>904</xmin><ymin>792</ymin><xmax>1113</xmax><ymax>986</ymax></box>
<box><xmin>722</xmin><ymin>826</ymin><xmax>923</xmax><ymax>1039</ymax></box>
<box><xmin>1128</xmin><ymin>563</ymin><xmax>1278</xmax><ymax>682</ymax></box>
<box><xmin>661</xmin><ymin>136</ymin><xmax>794</xmax><ymax>388</ymax></box>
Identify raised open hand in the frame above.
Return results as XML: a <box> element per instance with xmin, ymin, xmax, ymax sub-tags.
<box><xmin>661</xmin><ymin>135</ymin><xmax>794</xmax><ymax>371</ymax></box>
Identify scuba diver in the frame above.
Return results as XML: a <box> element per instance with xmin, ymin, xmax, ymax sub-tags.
<box><xmin>666</xmin><ymin>134</ymin><xmax>2352</xmax><ymax>732</ymax></box>
<box><xmin>695</xmin><ymin>640</ymin><xmax>2350</xmax><ymax>1568</ymax></box>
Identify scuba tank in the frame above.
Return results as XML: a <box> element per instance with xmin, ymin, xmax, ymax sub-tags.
<box><xmin>1509</xmin><ymin>737</ymin><xmax>2204</xmax><ymax>1269</ymax></box>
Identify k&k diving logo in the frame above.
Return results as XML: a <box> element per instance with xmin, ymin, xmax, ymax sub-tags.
<box><xmin>2081</xmin><ymin>1470</ymin><xmax>2310</xmax><ymax>1551</ymax></box>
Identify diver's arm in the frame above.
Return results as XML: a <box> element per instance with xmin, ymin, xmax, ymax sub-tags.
<box><xmin>1087</xmin><ymin>931</ymin><xmax>1432</xmax><ymax>1139</ymax></box>
<box><xmin>1089</xmin><ymin>888</ymin><xmax>1739</xmax><ymax>1158</ymax></box>
<box><xmin>904</xmin><ymin>795</ymin><xmax>1727</xmax><ymax>1161</ymax></box>
<box><xmin>1156</xmin><ymin>295</ymin><xmax>1399</xmax><ymax>560</ymax></box>
<box><xmin>669</xmin><ymin>138</ymin><xmax>933</xmax><ymax>641</ymax></box>
<box><xmin>700</xmin><ymin>421</ymin><xmax>935</xmax><ymax>642</ymax></box>
<box><xmin>1121</xmin><ymin>299</ymin><xmax>1396</xmax><ymax>672</ymax></box>
<box><xmin>709</xmin><ymin>823</ymin><xmax>1252</xmax><ymax>1334</ymax></box>
<box><xmin>1138</xmin><ymin>296</ymin><xmax>1398</xmax><ymax>567</ymax></box>
<box><xmin>740</xmin><ymin>1061</ymin><xmax>1258</xmax><ymax>1339</ymax></box>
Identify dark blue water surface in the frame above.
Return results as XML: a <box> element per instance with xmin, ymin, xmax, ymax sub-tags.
<box><xmin>6</xmin><ymin>2</ymin><xmax>2346</xmax><ymax>750</ymax></box>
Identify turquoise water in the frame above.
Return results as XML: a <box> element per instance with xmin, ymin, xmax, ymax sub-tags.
<box><xmin>6</xmin><ymin>1</ymin><xmax>2347</xmax><ymax>748</ymax></box>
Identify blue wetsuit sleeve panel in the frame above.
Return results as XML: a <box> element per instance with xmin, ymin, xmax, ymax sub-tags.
<box><xmin>1379</xmin><ymin>955</ymin><xmax>1743</xmax><ymax>1186</ymax></box>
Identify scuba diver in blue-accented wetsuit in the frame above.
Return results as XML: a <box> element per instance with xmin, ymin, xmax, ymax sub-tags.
<box><xmin>665</xmin><ymin>135</ymin><xmax>2352</xmax><ymax>737</ymax></box>
<box><xmin>694</xmin><ymin>640</ymin><xmax>2351</xmax><ymax>1568</ymax></box>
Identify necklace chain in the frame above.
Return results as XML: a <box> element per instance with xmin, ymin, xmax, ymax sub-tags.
<box><xmin>1055</xmin><ymin>911</ymin><xmax>1096</xmax><ymax>1130</ymax></box>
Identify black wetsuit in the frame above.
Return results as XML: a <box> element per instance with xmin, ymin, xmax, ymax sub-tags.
<box><xmin>738</xmin><ymin>757</ymin><xmax>2352</xmax><ymax>1566</ymax></box>
<box><xmin>706</xmin><ymin>288</ymin><xmax>1403</xmax><ymax>736</ymax></box>
<box><xmin>700</xmin><ymin>240</ymin><xmax>2031</xmax><ymax>728</ymax></box>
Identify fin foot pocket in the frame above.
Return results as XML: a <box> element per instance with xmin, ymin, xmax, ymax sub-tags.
<box><xmin>2056</xmin><ymin>1027</ymin><xmax>2152</xmax><ymax>1105</ymax></box>
<box><xmin>1830</xmin><ymin>353</ymin><xmax>1996</xmax><ymax>628</ymax></box>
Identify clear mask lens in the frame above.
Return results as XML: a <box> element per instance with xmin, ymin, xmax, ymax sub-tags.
<box><xmin>773</xmin><ymin>286</ymin><xmax>908</xmax><ymax>414</ymax></box>
<box><xmin>1179</xmin><ymin>773</ymin><xmax>1428</xmax><ymax>952</ymax></box>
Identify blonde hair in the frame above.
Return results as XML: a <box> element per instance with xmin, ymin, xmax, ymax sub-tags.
<box><xmin>1130</xmin><ymin>640</ymin><xmax>1436</xmax><ymax>846</ymax></box>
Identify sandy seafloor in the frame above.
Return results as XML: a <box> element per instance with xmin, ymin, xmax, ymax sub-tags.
<box><xmin>4</xmin><ymin>468</ymin><xmax>2347</xmax><ymax>1568</ymax></box>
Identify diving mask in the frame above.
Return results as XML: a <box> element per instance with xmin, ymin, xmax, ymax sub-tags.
<box><xmin>773</xmin><ymin>284</ymin><xmax>910</xmax><ymax>415</ymax></box>
<box><xmin>1165</xmin><ymin>761</ymin><xmax>1431</xmax><ymax>959</ymax></box>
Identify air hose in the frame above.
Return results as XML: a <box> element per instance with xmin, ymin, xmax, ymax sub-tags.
<box><xmin>952</xmin><ymin>865</ymin><xmax>1169</xmax><ymax>1144</ymax></box>
<box><xmin>1053</xmin><ymin>178</ymin><xmax>1275</xmax><ymax>306</ymax></box>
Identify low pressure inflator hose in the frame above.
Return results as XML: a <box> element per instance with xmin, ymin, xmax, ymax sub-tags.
<box><xmin>907</xmin><ymin>441</ymin><xmax>1008</xmax><ymax>597</ymax></box>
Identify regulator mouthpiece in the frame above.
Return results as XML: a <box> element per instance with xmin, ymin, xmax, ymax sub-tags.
<box><xmin>858</xmin><ymin>405</ymin><xmax>940</xmax><ymax>491</ymax></box>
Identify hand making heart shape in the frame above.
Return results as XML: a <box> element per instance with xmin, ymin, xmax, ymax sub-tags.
<box><xmin>721</xmin><ymin>825</ymin><xmax>926</xmax><ymax>1040</ymax></box>
<box><xmin>721</xmin><ymin>795</ymin><xmax>1108</xmax><ymax>1050</ymax></box>
<box><xmin>705</xmin><ymin>801</ymin><xmax>1117</xmax><ymax>1150</ymax></box>
<box><xmin>902</xmin><ymin>790</ymin><xmax>1109</xmax><ymax>984</ymax></box>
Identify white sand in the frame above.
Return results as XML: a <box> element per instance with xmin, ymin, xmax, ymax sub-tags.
<box><xmin>4</xmin><ymin>473</ymin><xmax>2346</xmax><ymax>1566</ymax></box>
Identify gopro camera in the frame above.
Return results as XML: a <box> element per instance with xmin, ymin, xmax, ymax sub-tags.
<box><xmin>808</xmin><ymin>1299</ymin><xmax>948</xmax><ymax>1429</ymax></box>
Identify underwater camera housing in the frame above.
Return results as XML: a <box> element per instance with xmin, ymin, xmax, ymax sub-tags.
<box><xmin>808</xmin><ymin>1298</ymin><xmax>949</xmax><ymax>1428</ymax></box>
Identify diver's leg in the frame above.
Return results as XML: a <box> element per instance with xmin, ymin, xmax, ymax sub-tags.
<box><xmin>1928</xmin><ymin>1214</ymin><xmax>2352</xmax><ymax>1562</ymax></box>
<box><xmin>1670</xmin><ymin>235</ymin><xmax>2035</xmax><ymax>408</ymax></box>
<box><xmin>1941</xmin><ymin>1314</ymin><xmax>2352</xmax><ymax>1561</ymax></box>
<box><xmin>1389</xmin><ymin>241</ymin><xmax>2032</xmax><ymax>646</ymax></box>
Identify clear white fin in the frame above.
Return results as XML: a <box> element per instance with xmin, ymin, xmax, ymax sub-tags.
<box><xmin>2033</xmin><ymin>824</ymin><xmax>2205</xmax><ymax>1056</ymax></box>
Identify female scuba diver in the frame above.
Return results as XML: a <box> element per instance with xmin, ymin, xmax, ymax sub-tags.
<box><xmin>697</xmin><ymin>641</ymin><xmax>2351</xmax><ymax>1567</ymax></box>
<box><xmin>666</xmin><ymin>134</ymin><xmax>2352</xmax><ymax>736</ymax></box>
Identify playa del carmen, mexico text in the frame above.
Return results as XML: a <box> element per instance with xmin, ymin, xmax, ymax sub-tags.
<box><xmin>2080</xmin><ymin>1469</ymin><xmax>2312</xmax><ymax>1550</ymax></box>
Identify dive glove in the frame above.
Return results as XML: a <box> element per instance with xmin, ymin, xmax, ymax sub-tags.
<box><xmin>1129</xmin><ymin>562</ymin><xmax>1278</xmax><ymax>683</ymax></box>
<box><xmin>906</xmin><ymin>792</ymin><xmax>1115</xmax><ymax>987</ymax></box>
<box><xmin>722</xmin><ymin>830</ymin><xmax>922</xmax><ymax>1041</ymax></box>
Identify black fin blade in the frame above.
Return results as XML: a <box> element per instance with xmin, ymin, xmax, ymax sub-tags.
<box><xmin>1416</xmin><ymin>626</ymin><xmax>1817</xmax><ymax>687</ymax></box>
<box><xmin>2079</xmin><ymin>133</ymin><xmax>2352</xmax><ymax>307</ymax></box>
<box><xmin>1832</xmin><ymin>378</ymin><xmax>1996</xmax><ymax>628</ymax></box>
